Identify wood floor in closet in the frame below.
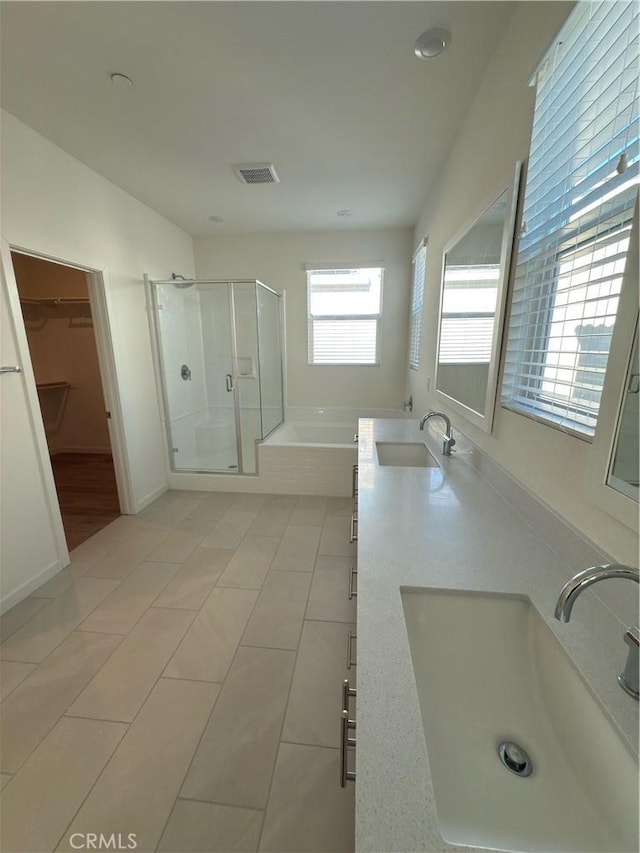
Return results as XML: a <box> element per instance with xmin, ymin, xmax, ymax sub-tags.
<box><xmin>50</xmin><ymin>452</ymin><xmax>120</xmax><ymax>550</ymax></box>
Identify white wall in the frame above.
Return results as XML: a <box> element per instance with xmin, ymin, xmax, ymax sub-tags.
<box><xmin>1</xmin><ymin>110</ymin><xmax>195</xmax><ymax>512</ymax></box>
<box><xmin>407</xmin><ymin>1</ymin><xmax>638</xmax><ymax>565</ymax></box>
<box><xmin>194</xmin><ymin>229</ymin><xmax>413</xmax><ymax>411</ymax></box>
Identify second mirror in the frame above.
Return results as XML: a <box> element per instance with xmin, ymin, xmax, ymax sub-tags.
<box><xmin>435</xmin><ymin>163</ymin><xmax>521</xmax><ymax>431</ymax></box>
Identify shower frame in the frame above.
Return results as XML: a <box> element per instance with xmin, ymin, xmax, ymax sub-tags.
<box><xmin>146</xmin><ymin>276</ymin><xmax>284</xmax><ymax>475</ymax></box>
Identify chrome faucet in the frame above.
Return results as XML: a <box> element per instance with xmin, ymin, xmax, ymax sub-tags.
<box><xmin>419</xmin><ymin>410</ymin><xmax>455</xmax><ymax>455</ymax></box>
<box><xmin>555</xmin><ymin>564</ymin><xmax>639</xmax><ymax>700</ymax></box>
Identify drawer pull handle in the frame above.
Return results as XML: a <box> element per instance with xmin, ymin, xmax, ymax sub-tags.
<box><xmin>347</xmin><ymin>627</ymin><xmax>357</xmax><ymax>670</ymax></box>
<box><xmin>348</xmin><ymin>565</ymin><xmax>358</xmax><ymax>599</ymax></box>
<box><xmin>340</xmin><ymin>709</ymin><xmax>357</xmax><ymax>787</ymax></box>
<box><xmin>354</xmin><ymin>433</ymin><xmax>359</xmax><ymax>444</ymax></box>
<box><xmin>352</xmin><ymin>464</ymin><xmax>358</xmax><ymax>497</ymax></box>
<box><xmin>342</xmin><ymin>678</ymin><xmax>357</xmax><ymax>712</ymax></box>
<box><xmin>349</xmin><ymin>514</ymin><xmax>358</xmax><ymax>543</ymax></box>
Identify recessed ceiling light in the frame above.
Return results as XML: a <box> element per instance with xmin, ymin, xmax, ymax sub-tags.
<box><xmin>208</xmin><ymin>215</ymin><xmax>224</xmax><ymax>223</ymax></box>
<box><xmin>110</xmin><ymin>72</ymin><xmax>134</xmax><ymax>89</ymax></box>
<box><xmin>337</xmin><ymin>209</ymin><xmax>353</xmax><ymax>217</ymax></box>
<box><xmin>414</xmin><ymin>28</ymin><xmax>452</xmax><ymax>59</ymax></box>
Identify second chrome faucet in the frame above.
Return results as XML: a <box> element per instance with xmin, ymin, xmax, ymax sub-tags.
<box><xmin>419</xmin><ymin>410</ymin><xmax>455</xmax><ymax>456</ymax></box>
<box><xmin>555</xmin><ymin>564</ymin><xmax>639</xmax><ymax>700</ymax></box>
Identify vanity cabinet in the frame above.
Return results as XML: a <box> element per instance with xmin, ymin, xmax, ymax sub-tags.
<box><xmin>340</xmin><ymin>677</ymin><xmax>357</xmax><ymax>787</ymax></box>
<box><xmin>353</xmin><ymin>416</ymin><xmax>638</xmax><ymax>853</ymax></box>
<box><xmin>339</xmin><ymin>452</ymin><xmax>359</xmax><ymax>787</ymax></box>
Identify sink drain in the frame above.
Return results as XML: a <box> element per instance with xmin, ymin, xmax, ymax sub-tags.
<box><xmin>498</xmin><ymin>741</ymin><xmax>533</xmax><ymax>777</ymax></box>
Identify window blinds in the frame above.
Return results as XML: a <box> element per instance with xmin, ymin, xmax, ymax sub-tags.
<box><xmin>307</xmin><ymin>267</ymin><xmax>383</xmax><ymax>365</ymax></box>
<box><xmin>502</xmin><ymin>0</ymin><xmax>639</xmax><ymax>438</ymax></box>
<box><xmin>409</xmin><ymin>242</ymin><xmax>426</xmax><ymax>370</ymax></box>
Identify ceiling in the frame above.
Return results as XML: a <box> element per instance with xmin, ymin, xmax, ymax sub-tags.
<box><xmin>0</xmin><ymin>1</ymin><xmax>517</xmax><ymax>236</ymax></box>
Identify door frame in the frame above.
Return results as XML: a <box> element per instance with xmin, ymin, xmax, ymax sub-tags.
<box><xmin>3</xmin><ymin>244</ymin><xmax>135</xmax><ymax>530</ymax></box>
<box><xmin>227</xmin><ymin>283</ymin><xmax>245</xmax><ymax>474</ymax></box>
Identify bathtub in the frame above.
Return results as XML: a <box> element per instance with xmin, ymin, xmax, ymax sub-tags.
<box><xmin>168</xmin><ymin>406</ymin><xmax>406</xmax><ymax>495</ymax></box>
<box><xmin>266</xmin><ymin>422</ymin><xmax>357</xmax><ymax>447</ymax></box>
<box><xmin>258</xmin><ymin>407</ymin><xmax>405</xmax><ymax>495</ymax></box>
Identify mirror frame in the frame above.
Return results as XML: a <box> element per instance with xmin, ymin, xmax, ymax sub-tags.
<box><xmin>435</xmin><ymin>161</ymin><xmax>522</xmax><ymax>433</ymax></box>
<box><xmin>586</xmin><ymin>199</ymin><xmax>639</xmax><ymax>532</ymax></box>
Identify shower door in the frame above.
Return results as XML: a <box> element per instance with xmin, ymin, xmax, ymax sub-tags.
<box><xmin>152</xmin><ymin>280</ymin><xmax>240</xmax><ymax>473</ymax></box>
<box><xmin>230</xmin><ymin>282</ymin><xmax>261</xmax><ymax>474</ymax></box>
<box><xmin>150</xmin><ymin>278</ymin><xmax>282</xmax><ymax>475</ymax></box>
<box><xmin>200</xmin><ymin>284</ymin><xmax>242</xmax><ymax>471</ymax></box>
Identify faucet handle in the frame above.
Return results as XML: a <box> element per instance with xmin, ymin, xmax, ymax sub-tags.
<box><xmin>619</xmin><ymin>626</ymin><xmax>639</xmax><ymax>700</ymax></box>
<box><xmin>623</xmin><ymin>625</ymin><xmax>639</xmax><ymax>649</ymax></box>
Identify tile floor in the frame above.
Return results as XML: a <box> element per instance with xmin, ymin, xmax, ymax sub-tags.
<box><xmin>0</xmin><ymin>491</ymin><xmax>357</xmax><ymax>853</ymax></box>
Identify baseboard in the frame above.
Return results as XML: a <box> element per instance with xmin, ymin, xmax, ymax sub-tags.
<box><xmin>134</xmin><ymin>482</ymin><xmax>170</xmax><ymax>514</ymax></box>
<box><xmin>0</xmin><ymin>557</ymin><xmax>65</xmax><ymax>615</ymax></box>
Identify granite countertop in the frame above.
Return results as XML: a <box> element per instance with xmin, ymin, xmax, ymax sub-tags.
<box><xmin>355</xmin><ymin>418</ymin><xmax>639</xmax><ymax>853</ymax></box>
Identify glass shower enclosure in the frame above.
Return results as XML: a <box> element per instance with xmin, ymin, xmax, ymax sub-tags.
<box><xmin>148</xmin><ymin>278</ymin><xmax>284</xmax><ymax>474</ymax></box>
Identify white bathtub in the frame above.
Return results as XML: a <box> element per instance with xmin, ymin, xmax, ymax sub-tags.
<box><xmin>258</xmin><ymin>407</ymin><xmax>405</xmax><ymax>495</ymax></box>
<box><xmin>266</xmin><ymin>422</ymin><xmax>357</xmax><ymax>447</ymax></box>
<box><xmin>168</xmin><ymin>406</ymin><xmax>406</xmax><ymax>495</ymax></box>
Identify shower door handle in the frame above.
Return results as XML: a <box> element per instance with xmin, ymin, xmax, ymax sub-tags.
<box><xmin>225</xmin><ymin>374</ymin><xmax>234</xmax><ymax>392</ymax></box>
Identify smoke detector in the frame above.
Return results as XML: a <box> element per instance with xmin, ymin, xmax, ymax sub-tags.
<box><xmin>232</xmin><ymin>162</ymin><xmax>280</xmax><ymax>185</ymax></box>
<box><xmin>414</xmin><ymin>28</ymin><xmax>451</xmax><ymax>59</ymax></box>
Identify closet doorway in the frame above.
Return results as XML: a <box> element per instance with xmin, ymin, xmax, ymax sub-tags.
<box><xmin>11</xmin><ymin>252</ymin><xmax>121</xmax><ymax>549</ymax></box>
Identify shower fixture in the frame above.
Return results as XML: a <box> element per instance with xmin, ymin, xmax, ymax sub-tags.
<box><xmin>171</xmin><ymin>273</ymin><xmax>195</xmax><ymax>289</ymax></box>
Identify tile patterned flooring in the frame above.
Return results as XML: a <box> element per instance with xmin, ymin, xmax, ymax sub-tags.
<box><xmin>0</xmin><ymin>491</ymin><xmax>357</xmax><ymax>853</ymax></box>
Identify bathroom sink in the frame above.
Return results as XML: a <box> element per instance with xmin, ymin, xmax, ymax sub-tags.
<box><xmin>401</xmin><ymin>587</ymin><xmax>639</xmax><ymax>852</ymax></box>
<box><xmin>375</xmin><ymin>441</ymin><xmax>438</xmax><ymax>467</ymax></box>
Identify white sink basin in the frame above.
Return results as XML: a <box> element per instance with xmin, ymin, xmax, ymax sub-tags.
<box><xmin>401</xmin><ymin>587</ymin><xmax>639</xmax><ymax>852</ymax></box>
<box><xmin>376</xmin><ymin>441</ymin><xmax>438</xmax><ymax>467</ymax></box>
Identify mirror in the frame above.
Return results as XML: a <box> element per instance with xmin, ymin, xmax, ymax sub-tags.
<box><xmin>435</xmin><ymin>163</ymin><xmax>521</xmax><ymax>432</ymax></box>
<box><xmin>607</xmin><ymin>323</ymin><xmax>639</xmax><ymax>501</ymax></box>
<box><xmin>586</xmin><ymin>201</ymin><xmax>638</xmax><ymax>532</ymax></box>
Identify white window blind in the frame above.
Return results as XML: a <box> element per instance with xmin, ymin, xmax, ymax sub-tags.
<box><xmin>409</xmin><ymin>241</ymin><xmax>426</xmax><ymax>370</ymax></box>
<box><xmin>439</xmin><ymin>264</ymin><xmax>500</xmax><ymax>364</ymax></box>
<box><xmin>502</xmin><ymin>0</ymin><xmax>639</xmax><ymax>438</ymax></box>
<box><xmin>307</xmin><ymin>267</ymin><xmax>383</xmax><ymax>365</ymax></box>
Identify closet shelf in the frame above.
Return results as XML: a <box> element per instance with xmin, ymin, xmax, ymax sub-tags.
<box><xmin>20</xmin><ymin>297</ymin><xmax>90</xmax><ymax>307</ymax></box>
<box><xmin>36</xmin><ymin>381</ymin><xmax>74</xmax><ymax>391</ymax></box>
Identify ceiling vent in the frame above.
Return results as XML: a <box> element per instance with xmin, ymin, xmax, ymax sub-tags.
<box><xmin>232</xmin><ymin>162</ymin><xmax>280</xmax><ymax>185</ymax></box>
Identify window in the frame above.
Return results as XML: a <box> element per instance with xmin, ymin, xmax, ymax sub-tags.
<box><xmin>438</xmin><ymin>263</ymin><xmax>500</xmax><ymax>364</ymax></box>
<box><xmin>409</xmin><ymin>241</ymin><xmax>426</xmax><ymax>370</ymax></box>
<box><xmin>502</xmin><ymin>0</ymin><xmax>639</xmax><ymax>438</ymax></box>
<box><xmin>307</xmin><ymin>266</ymin><xmax>383</xmax><ymax>365</ymax></box>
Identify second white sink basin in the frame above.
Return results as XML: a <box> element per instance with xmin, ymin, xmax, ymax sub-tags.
<box><xmin>401</xmin><ymin>587</ymin><xmax>639</xmax><ymax>852</ymax></box>
<box><xmin>376</xmin><ymin>441</ymin><xmax>438</xmax><ymax>467</ymax></box>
